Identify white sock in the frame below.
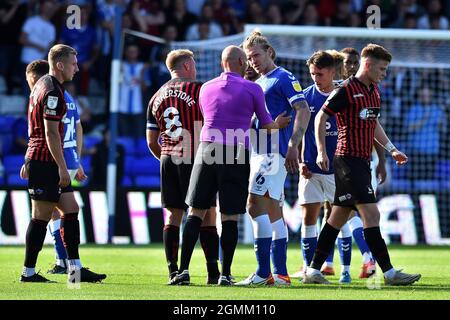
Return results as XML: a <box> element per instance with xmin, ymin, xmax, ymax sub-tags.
<box><xmin>68</xmin><ymin>259</ymin><xmax>82</xmax><ymax>270</ymax></box>
<box><xmin>341</xmin><ymin>265</ymin><xmax>350</xmax><ymax>273</ymax></box>
<box><xmin>384</xmin><ymin>268</ymin><xmax>396</xmax><ymax>279</ymax></box>
<box><xmin>348</xmin><ymin>215</ymin><xmax>364</xmax><ymax>231</ymax></box>
<box><xmin>324</xmin><ymin>261</ymin><xmax>334</xmax><ymax>268</ymax></box>
<box><xmin>301</xmin><ymin>224</ymin><xmax>317</xmax><ymax>238</ymax></box>
<box><xmin>22</xmin><ymin>267</ymin><xmax>35</xmax><ymax>277</ymax></box>
<box><xmin>56</xmin><ymin>259</ymin><xmax>67</xmax><ymax>268</ymax></box>
<box><xmin>339</xmin><ymin>222</ymin><xmax>352</xmax><ymax>238</ymax></box>
<box><xmin>252</xmin><ymin>214</ymin><xmax>272</xmax><ymax>239</ymax></box>
<box><xmin>362</xmin><ymin>252</ymin><xmax>372</xmax><ymax>264</ymax></box>
<box><xmin>51</xmin><ymin>219</ymin><xmax>61</xmax><ymax>233</ymax></box>
<box><xmin>272</xmin><ymin>218</ymin><xmax>287</xmax><ymax>240</ymax></box>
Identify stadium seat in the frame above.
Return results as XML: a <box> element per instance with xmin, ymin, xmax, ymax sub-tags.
<box><xmin>83</xmin><ymin>135</ymin><xmax>102</xmax><ymax>151</ymax></box>
<box><xmin>6</xmin><ymin>173</ymin><xmax>27</xmax><ymax>186</ymax></box>
<box><xmin>435</xmin><ymin>160</ymin><xmax>450</xmax><ymax>179</ymax></box>
<box><xmin>3</xmin><ymin>155</ymin><xmax>24</xmax><ymax>174</ymax></box>
<box><xmin>0</xmin><ymin>115</ymin><xmax>17</xmax><ymax>133</ymax></box>
<box><xmin>122</xmin><ymin>175</ymin><xmax>133</xmax><ymax>187</ymax></box>
<box><xmin>0</xmin><ymin>133</ymin><xmax>13</xmax><ymax>155</ymax></box>
<box><xmin>117</xmin><ymin>137</ymin><xmax>136</xmax><ymax>155</ymax></box>
<box><xmin>387</xmin><ymin>179</ymin><xmax>412</xmax><ymax>193</ymax></box>
<box><xmin>134</xmin><ymin>175</ymin><xmax>160</xmax><ymax>188</ymax></box>
<box><xmin>81</xmin><ymin>155</ymin><xmax>92</xmax><ymax>175</ymax></box>
<box><xmin>0</xmin><ymin>175</ymin><xmax>4</xmax><ymax>186</ymax></box>
<box><xmin>125</xmin><ymin>156</ymin><xmax>160</xmax><ymax>176</ymax></box>
<box><xmin>0</xmin><ymin>95</ymin><xmax>26</xmax><ymax>115</ymax></box>
<box><xmin>413</xmin><ymin>180</ymin><xmax>440</xmax><ymax>191</ymax></box>
<box><xmin>135</xmin><ymin>138</ymin><xmax>150</xmax><ymax>156</ymax></box>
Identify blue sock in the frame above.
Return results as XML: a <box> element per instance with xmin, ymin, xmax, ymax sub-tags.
<box><xmin>271</xmin><ymin>238</ymin><xmax>288</xmax><ymax>275</ymax></box>
<box><xmin>338</xmin><ymin>237</ymin><xmax>352</xmax><ymax>266</ymax></box>
<box><xmin>51</xmin><ymin>229</ymin><xmax>67</xmax><ymax>260</ymax></box>
<box><xmin>353</xmin><ymin>227</ymin><xmax>371</xmax><ymax>256</ymax></box>
<box><xmin>301</xmin><ymin>236</ymin><xmax>317</xmax><ymax>267</ymax></box>
<box><xmin>326</xmin><ymin>245</ymin><xmax>335</xmax><ymax>264</ymax></box>
<box><xmin>255</xmin><ymin>237</ymin><xmax>272</xmax><ymax>278</ymax></box>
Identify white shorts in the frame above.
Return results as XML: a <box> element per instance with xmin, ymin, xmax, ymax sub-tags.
<box><xmin>249</xmin><ymin>153</ymin><xmax>287</xmax><ymax>201</ymax></box>
<box><xmin>298</xmin><ymin>173</ymin><xmax>335</xmax><ymax>205</ymax></box>
<box><xmin>69</xmin><ymin>169</ymin><xmax>78</xmax><ymax>181</ymax></box>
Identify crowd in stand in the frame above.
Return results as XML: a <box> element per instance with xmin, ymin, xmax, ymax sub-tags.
<box><xmin>0</xmin><ymin>0</ymin><xmax>449</xmax><ymax>189</ymax></box>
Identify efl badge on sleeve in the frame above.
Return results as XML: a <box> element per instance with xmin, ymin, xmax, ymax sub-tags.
<box><xmin>292</xmin><ymin>81</ymin><xmax>302</xmax><ymax>92</ymax></box>
<box><xmin>47</xmin><ymin>96</ymin><xmax>59</xmax><ymax>109</ymax></box>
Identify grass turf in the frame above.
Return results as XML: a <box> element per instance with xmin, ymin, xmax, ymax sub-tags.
<box><xmin>1</xmin><ymin>244</ymin><xmax>449</xmax><ymax>300</ymax></box>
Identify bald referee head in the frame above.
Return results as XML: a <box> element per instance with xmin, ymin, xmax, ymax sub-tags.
<box><xmin>221</xmin><ymin>45</ymin><xmax>248</xmax><ymax>77</ymax></box>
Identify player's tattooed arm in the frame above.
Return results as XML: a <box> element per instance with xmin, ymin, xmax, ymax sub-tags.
<box><xmin>289</xmin><ymin>100</ymin><xmax>310</xmax><ymax>148</ymax></box>
<box><xmin>285</xmin><ymin>100</ymin><xmax>310</xmax><ymax>173</ymax></box>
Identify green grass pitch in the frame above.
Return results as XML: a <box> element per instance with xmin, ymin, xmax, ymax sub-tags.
<box><xmin>1</xmin><ymin>244</ymin><xmax>449</xmax><ymax>300</ymax></box>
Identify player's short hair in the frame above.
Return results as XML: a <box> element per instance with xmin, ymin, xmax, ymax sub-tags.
<box><xmin>361</xmin><ymin>43</ymin><xmax>392</xmax><ymax>62</ymax></box>
<box><xmin>26</xmin><ymin>59</ymin><xmax>49</xmax><ymax>78</ymax></box>
<box><xmin>165</xmin><ymin>49</ymin><xmax>194</xmax><ymax>72</ymax></box>
<box><xmin>340</xmin><ymin>47</ymin><xmax>359</xmax><ymax>56</ymax></box>
<box><xmin>242</xmin><ymin>30</ymin><xmax>277</xmax><ymax>60</ymax></box>
<box><xmin>306</xmin><ymin>51</ymin><xmax>335</xmax><ymax>69</ymax></box>
<box><xmin>326</xmin><ymin>49</ymin><xmax>345</xmax><ymax>79</ymax></box>
<box><xmin>48</xmin><ymin>44</ymin><xmax>77</xmax><ymax>66</ymax></box>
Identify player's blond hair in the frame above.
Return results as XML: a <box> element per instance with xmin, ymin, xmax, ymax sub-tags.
<box><xmin>326</xmin><ymin>49</ymin><xmax>345</xmax><ymax>80</ymax></box>
<box><xmin>242</xmin><ymin>30</ymin><xmax>277</xmax><ymax>60</ymax></box>
<box><xmin>48</xmin><ymin>44</ymin><xmax>77</xmax><ymax>66</ymax></box>
<box><xmin>165</xmin><ymin>49</ymin><xmax>194</xmax><ymax>72</ymax></box>
<box><xmin>361</xmin><ymin>43</ymin><xmax>392</xmax><ymax>62</ymax></box>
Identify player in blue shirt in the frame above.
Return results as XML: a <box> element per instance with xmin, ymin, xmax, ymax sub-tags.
<box><xmin>293</xmin><ymin>50</ymin><xmax>354</xmax><ymax>283</ymax></box>
<box><xmin>236</xmin><ymin>31</ymin><xmax>310</xmax><ymax>286</ymax></box>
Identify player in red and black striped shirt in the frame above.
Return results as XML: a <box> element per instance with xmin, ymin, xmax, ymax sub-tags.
<box><xmin>146</xmin><ymin>49</ymin><xmax>219</xmax><ymax>284</ymax></box>
<box><xmin>304</xmin><ymin>44</ymin><xmax>421</xmax><ymax>286</ymax></box>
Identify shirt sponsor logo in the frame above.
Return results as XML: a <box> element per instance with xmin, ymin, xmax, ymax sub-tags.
<box><xmin>359</xmin><ymin>107</ymin><xmax>380</xmax><ymax>120</ymax></box>
<box><xmin>353</xmin><ymin>93</ymin><xmax>364</xmax><ymax>98</ymax></box>
<box><xmin>47</xmin><ymin>96</ymin><xmax>59</xmax><ymax>109</ymax></box>
<box><xmin>338</xmin><ymin>193</ymin><xmax>352</xmax><ymax>202</ymax></box>
<box><xmin>45</xmin><ymin>109</ymin><xmax>57</xmax><ymax>116</ymax></box>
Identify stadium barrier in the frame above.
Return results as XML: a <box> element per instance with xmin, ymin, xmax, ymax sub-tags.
<box><xmin>0</xmin><ymin>188</ymin><xmax>449</xmax><ymax>245</ymax></box>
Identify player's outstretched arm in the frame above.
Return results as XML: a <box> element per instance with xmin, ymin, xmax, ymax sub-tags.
<box><xmin>314</xmin><ymin>109</ymin><xmax>330</xmax><ymax>172</ymax></box>
<box><xmin>285</xmin><ymin>100</ymin><xmax>310</xmax><ymax>173</ymax></box>
<box><xmin>374</xmin><ymin>119</ymin><xmax>408</xmax><ymax>166</ymax></box>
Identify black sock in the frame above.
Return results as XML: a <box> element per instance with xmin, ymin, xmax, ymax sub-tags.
<box><xmin>24</xmin><ymin>219</ymin><xmax>48</xmax><ymax>268</ymax></box>
<box><xmin>311</xmin><ymin>222</ymin><xmax>340</xmax><ymax>271</ymax></box>
<box><xmin>364</xmin><ymin>227</ymin><xmax>393</xmax><ymax>272</ymax></box>
<box><xmin>200</xmin><ymin>226</ymin><xmax>220</xmax><ymax>277</ymax></box>
<box><xmin>60</xmin><ymin>213</ymin><xmax>80</xmax><ymax>260</ymax></box>
<box><xmin>179</xmin><ymin>215</ymin><xmax>202</xmax><ymax>272</ymax></box>
<box><xmin>220</xmin><ymin>221</ymin><xmax>238</xmax><ymax>277</ymax></box>
<box><xmin>163</xmin><ymin>225</ymin><xmax>179</xmax><ymax>274</ymax></box>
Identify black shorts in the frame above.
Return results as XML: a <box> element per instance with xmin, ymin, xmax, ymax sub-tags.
<box><xmin>160</xmin><ymin>155</ymin><xmax>215</xmax><ymax>210</ymax></box>
<box><xmin>186</xmin><ymin>142</ymin><xmax>250</xmax><ymax>215</ymax></box>
<box><xmin>333</xmin><ymin>155</ymin><xmax>376</xmax><ymax>208</ymax></box>
<box><xmin>27</xmin><ymin>159</ymin><xmax>61</xmax><ymax>203</ymax></box>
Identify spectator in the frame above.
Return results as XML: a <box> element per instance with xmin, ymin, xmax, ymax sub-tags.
<box><xmin>65</xmin><ymin>82</ymin><xmax>94</xmax><ymax>135</ymax></box>
<box><xmin>283</xmin><ymin>0</ymin><xmax>308</xmax><ymax>25</ymax></box>
<box><xmin>330</xmin><ymin>0</ymin><xmax>353</xmax><ymax>27</ymax></box>
<box><xmin>246</xmin><ymin>0</ymin><xmax>266</xmax><ymax>24</ymax></box>
<box><xmin>149</xmin><ymin>24</ymin><xmax>177</xmax><ymax>64</ymax></box>
<box><xmin>131</xmin><ymin>0</ymin><xmax>165</xmax><ymax>37</ymax></box>
<box><xmin>266</xmin><ymin>4</ymin><xmax>283</xmax><ymax>25</ymax></box>
<box><xmin>19</xmin><ymin>0</ymin><xmax>56</xmax><ymax>95</ymax></box>
<box><xmin>95</xmin><ymin>0</ymin><xmax>115</xmax><ymax>91</ymax></box>
<box><xmin>404</xmin><ymin>86</ymin><xmax>447</xmax><ymax>180</ymax></box>
<box><xmin>417</xmin><ymin>0</ymin><xmax>449</xmax><ymax>29</ymax></box>
<box><xmin>185</xmin><ymin>3</ymin><xmax>223</xmax><ymax>41</ymax></box>
<box><xmin>0</xmin><ymin>0</ymin><xmax>28</xmax><ymax>94</ymax></box>
<box><xmin>119</xmin><ymin>44</ymin><xmax>147</xmax><ymax>138</ymax></box>
<box><xmin>60</xmin><ymin>4</ymin><xmax>99</xmax><ymax>95</ymax></box>
<box><xmin>147</xmin><ymin>45</ymin><xmax>171</xmax><ymax>97</ymax></box>
<box><xmin>89</xmin><ymin>129</ymin><xmax>125</xmax><ymax>189</ymax></box>
<box><xmin>165</xmin><ymin>0</ymin><xmax>197</xmax><ymax>41</ymax></box>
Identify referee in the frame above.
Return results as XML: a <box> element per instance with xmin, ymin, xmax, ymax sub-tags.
<box><xmin>169</xmin><ymin>46</ymin><xmax>290</xmax><ymax>286</ymax></box>
<box><xmin>303</xmin><ymin>44</ymin><xmax>421</xmax><ymax>286</ymax></box>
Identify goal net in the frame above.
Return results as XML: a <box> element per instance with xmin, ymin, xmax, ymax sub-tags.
<box><xmin>132</xmin><ymin>25</ymin><xmax>450</xmax><ymax>245</ymax></box>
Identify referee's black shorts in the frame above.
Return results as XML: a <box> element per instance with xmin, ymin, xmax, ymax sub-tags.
<box><xmin>186</xmin><ymin>142</ymin><xmax>250</xmax><ymax>215</ymax></box>
<box><xmin>160</xmin><ymin>155</ymin><xmax>215</xmax><ymax>210</ymax></box>
<box><xmin>27</xmin><ymin>159</ymin><xmax>61</xmax><ymax>203</ymax></box>
<box><xmin>333</xmin><ymin>155</ymin><xmax>376</xmax><ymax>208</ymax></box>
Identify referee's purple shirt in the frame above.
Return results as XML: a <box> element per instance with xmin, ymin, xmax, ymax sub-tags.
<box><xmin>199</xmin><ymin>72</ymin><xmax>273</xmax><ymax>149</ymax></box>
